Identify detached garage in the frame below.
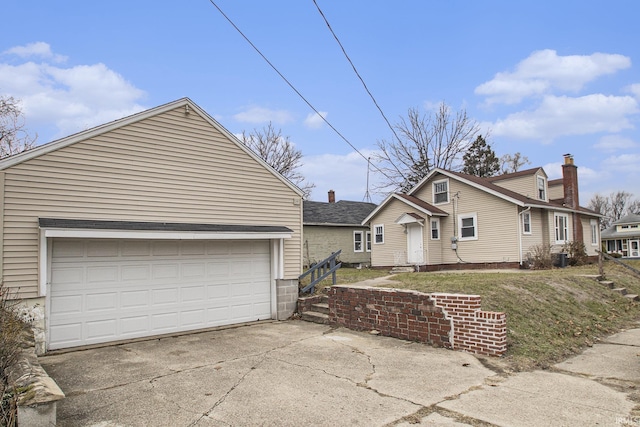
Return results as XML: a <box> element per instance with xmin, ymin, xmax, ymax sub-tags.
<box><xmin>1</xmin><ymin>98</ymin><xmax>303</xmax><ymax>353</ymax></box>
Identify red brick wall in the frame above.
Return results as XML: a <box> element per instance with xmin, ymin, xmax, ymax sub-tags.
<box><xmin>322</xmin><ymin>286</ymin><xmax>506</xmax><ymax>356</ymax></box>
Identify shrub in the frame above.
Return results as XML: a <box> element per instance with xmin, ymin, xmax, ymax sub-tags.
<box><xmin>525</xmin><ymin>244</ymin><xmax>553</xmax><ymax>269</ymax></box>
<box><xmin>0</xmin><ymin>283</ymin><xmax>30</xmax><ymax>426</ymax></box>
<box><xmin>563</xmin><ymin>241</ymin><xmax>588</xmax><ymax>266</ymax></box>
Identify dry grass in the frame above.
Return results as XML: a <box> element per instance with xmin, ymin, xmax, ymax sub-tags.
<box><xmin>385</xmin><ymin>260</ymin><xmax>640</xmax><ymax>370</ymax></box>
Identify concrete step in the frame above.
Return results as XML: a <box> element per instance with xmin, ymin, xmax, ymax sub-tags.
<box><xmin>301</xmin><ymin>311</ymin><xmax>329</xmax><ymax>324</ymax></box>
<box><xmin>599</xmin><ymin>280</ymin><xmax>615</xmax><ymax>289</ymax></box>
<box><xmin>390</xmin><ymin>266</ymin><xmax>415</xmax><ymax>274</ymax></box>
<box><xmin>580</xmin><ymin>274</ymin><xmax>603</xmax><ymax>280</ymax></box>
<box><xmin>311</xmin><ymin>302</ymin><xmax>329</xmax><ymax>315</ymax></box>
<box><xmin>612</xmin><ymin>288</ymin><xmax>628</xmax><ymax>296</ymax></box>
<box><xmin>625</xmin><ymin>294</ymin><xmax>639</xmax><ymax>302</ymax></box>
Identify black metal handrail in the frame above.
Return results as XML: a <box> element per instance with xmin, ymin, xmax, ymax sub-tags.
<box><xmin>299</xmin><ymin>250</ymin><xmax>342</xmax><ymax>294</ymax></box>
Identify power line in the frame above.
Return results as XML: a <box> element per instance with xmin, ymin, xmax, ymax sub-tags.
<box><xmin>311</xmin><ymin>0</ymin><xmax>404</xmax><ymax>148</ymax></box>
<box><xmin>207</xmin><ymin>0</ymin><xmax>394</xmax><ymax>183</ymax></box>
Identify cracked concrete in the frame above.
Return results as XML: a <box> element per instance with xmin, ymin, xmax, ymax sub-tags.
<box><xmin>39</xmin><ymin>321</ymin><xmax>640</xmax><ymax>427</ymax></box>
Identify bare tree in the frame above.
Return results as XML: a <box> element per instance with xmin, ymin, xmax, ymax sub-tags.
<box><xmin>499</xmin><ymin>152</ymin><xmax>530</xmax><ymax>174</ymax></box>
<box><xmin>588</xmin><ymin>191</ymin><xmax>639</xmax><ymax>229</ymax></box>
<box><xmin>373</xmin><ymin>102</ymin><xmax>480</xmax><ymax>193</ymax></box>
<box><xmin>240</xmin><ymin>122</ymin><xmax>315</xmax><ymax>198</ymax></box>
<box><xmin>588</xmin><ymin>193</ymin><xmax>611</xmax><ymax>229</ymax></box>
<box><xmin>0</xmin><ymin>96</ymin><xmax>36</xmax><ymax>158</ymax></box>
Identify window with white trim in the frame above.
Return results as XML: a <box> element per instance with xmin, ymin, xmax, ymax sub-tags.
<box><xmin>433</xmin><ymin>179</ymin><xmax>449</xmax><ymax>204</ymax></box>
<box><xmin>590</xmin><ymin>219</ymin><xmax>598</xmax><ymax>245</ymax></box>
<box><xmin>354</xmin><ymin>231</ymin><xmax>363</xmax><ymax>252</ymax></box>
<box><xmin>458</xmin><ymin>213</ymin><xmax>478</xmax><ymax>241</ymax></box>
<box><xmin>522</xmin><ymin>211</ymin><xmax>531</xmax><ymax>234</ymax></box>
<box><xmin>374</xmin><ymin>224</ymin><xmax>384</xmax><ymax>244</ymax></box>
<box><xmin>365</xmin><ymin>231</ymin><xmax>372</xmax><ymax>252</ymax></box>
<box><xmin>431</xmin><ymin>219</ymin><xmax>440</xmax><ymax>240</ymax></box>
<box><xmin>537</xmin><ymin>176</ymin><xmax>546</xmax><ymax>200</ymax></box>
<box><xmin>554</xmin><ymin>213</ymin><xmax>569</xmax><ymax>243</ymax></box>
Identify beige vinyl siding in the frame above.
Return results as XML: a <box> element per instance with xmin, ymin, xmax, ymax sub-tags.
<box><xmin>521</xmin><ymin>208</ymin><xmax>546</xmax><ymax>258</ymax></box>
<box><xmin>303</xmin><ymin>226</ymin><xmax>371</xmax><ymax>266</ymax></box>
<box><xmin>370</xmin><ymin>198</ymin><xmax>418</xmax><ymax>267</ymax></box>
<box><xmin>415</xmin><ymin>178</ymin><xmax>520</xmax><ymax>264</ymax></box>
<box><xmin>3</xmin><ymin>107</ymin><xmax>302</xmax><ymax>298</ymax></box>
<box><xmin>491</xmin><ymin>170</ymin><xmax>545</xmax><ymax>200</ymax></box>
<box><xmin>582</xmin><ymin>216</ymin><xmax>600</xmax><ymax>256</ymax></box>
<box><xmin>548</xmin><ymin>183</ymin><xmax>564</xmax><ymax>201</ymax></box>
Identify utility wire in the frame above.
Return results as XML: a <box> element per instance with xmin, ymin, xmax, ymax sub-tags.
<box><xmin>207</xmin><ymin>0</ymin><xmax>394</xmax><ymax>182</ymax></box>
<box><xmin>312</xmin><ymin>0</ymin><xmax>404</xmax><ymax>151</ymax></box>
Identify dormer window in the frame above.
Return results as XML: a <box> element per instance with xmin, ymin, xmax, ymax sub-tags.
<box><xmin>433</xmin><ymin>179</ymin><xmax>449</xmax><ymax>204</ymax></box>
<box><xmin>537</xmin><ymin>176</ymin><xmax>546</xmax><ymax>200</ymax></box>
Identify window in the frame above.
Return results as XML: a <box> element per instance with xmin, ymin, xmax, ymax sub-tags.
<box><xmin>522</xmin><ymin>212</ymin><xmax>531</xmax><ymax>234</ymax></box>
<box><xmin>590</xmin><ymin>220</ymin><xmax>598</xmax><ymax>246</ymax></box>
<box><xmin>374</xmin><ymin>224</ymin><xmax>384</xmax><ymax>244</ymax></box>
<box><xmin>431</xmin><ymin>219</ymin><xmax>440</xmax><ymax>240</ymax></box>
<box><xmin>365</xmin><ymin>231</ymin><xmax>372</xmax><ymax>252</ymax></box>
<box><xmin>433</xmin><ymin>179</ymin><xmax>449</xmax><ymax>204</ymax></box>
<box><xmin>554</xmin><ymin>214</ymin><xmax>568</xmax><ymax>243</ymax></box>
<box><xmin>458</xmin><ymin>213</ymin><xmax>478</xmax><ymax>241</ymax></box>
<box><xmin>354</xmin><ymin>231</ymin><xmax>363</xmax><ymax>252</ymax></box>
<box><xmin>537</xmin><ymin>176</ymin><xmax>546</xmax><ymax>200</ymax></box>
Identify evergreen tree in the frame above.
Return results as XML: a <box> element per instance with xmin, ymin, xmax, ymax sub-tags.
<box><xmin>462</xmin><ymin>135</ymin><xmax>499</xmax><ymax>177</ymax></box>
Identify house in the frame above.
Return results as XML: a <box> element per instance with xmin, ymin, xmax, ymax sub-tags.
<box><xmin>602</xmin><ymin>213</ymin><xmax>640</xmax><ymax>258</ymax></box>
<box><xmin>362</xmin><ymin>154</ymin><xmax>601</xmax><ymax>270</ymax></box>
<box><xmin>1</xmin><ymin>98</ymin><xmax>303</xmax><ymax>353</ymax></box>
<box><xmin>303</xmin><ymin>190</ymin><xmax>376</xmax><ymax>267</ymax></box>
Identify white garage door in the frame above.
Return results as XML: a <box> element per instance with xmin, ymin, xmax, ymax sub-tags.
<box><xmin>49</xmin><ymin>238</ymin><xmax>272</xmax><ymax>349</ymax></box>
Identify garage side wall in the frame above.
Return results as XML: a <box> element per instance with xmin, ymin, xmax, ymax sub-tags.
<box><xmin>2</xmin><ymin>106</ymin><xmax>303</xmax><ymax>298</ymax></box>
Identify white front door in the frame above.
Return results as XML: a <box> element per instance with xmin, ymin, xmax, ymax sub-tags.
<box><xmin>631</xmin><ymin>240</ymin><xmax>640</xmax><ymax>258</ymax></box>
<box><xmin>406</xmin><ymin>224</ymin><xmax>424</xmax><ymax>264</ymax></box>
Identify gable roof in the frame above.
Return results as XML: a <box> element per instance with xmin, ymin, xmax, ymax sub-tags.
<box><xmin>613</xmin><ymin>213</ymin><xmax>640</xmax><ymax>225</ymax></box>
<box><xmin>366</xmin><ymin>167</ymin><xmax>601</xmax><ymax>223</ymax></box>
<box><xmin>601</xmin><ymin>213</ymin><xmax>640</xmax><ymax>239</ymax></box>
<box><xmin>0</xmin><ymin>97</ymin><xmax>303</xmax><ymax>197</ymax></box>
<box><xmin>303</xmin><ymin>200</ymin><xmax>377</xmax><ymax>226</ymax></box>
<box><xmin>362</xmin><ymin>193</ymin><xmax>447</xmax><ymax>225</ymax></box>
<box><xmin>486</xmin><ymin>167</ymin><xmax>545</xmax><ymax>182</ymax></box>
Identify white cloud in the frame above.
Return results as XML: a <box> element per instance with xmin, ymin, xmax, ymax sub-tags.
<box><xmin>304</xmin><ymin>111</ymin><xmax>327</xmax><ymax>129</ymax></box>
<box><xmin>476</xmin><ymin>50</ymin><xmax>631</xmax><ymax>105</ymax></box>
<box><xmin>602</xmin><ymin>153</ymin><xmax>640</xmax><ymax>174</ymax></box>
<box><xmin>594</xmin><ymin>135</ymin><xmax>638</xmax><ymax>152</ymax></box>
<box><xmin>490</xmin><ymin>94</ymin><xmax>638</xmax><ymax>141</ymax></box>
<box><xmin>233</xmin><ymin>106</ymin><xmax>293</xmax><ymax>124</ymax></box>
<box><xmin>0</xmin><ymin>45</ymin><xmax>146</xmax><ymax>140</ymax></box>
<box><xmin>3</xmin><ymin>41</ymin><xmax>67</xmax><ymax>63</ymax></box>
<box><xmin>301</xmin><ymin>149</ymin><xmax>382</xmax><ymax>203</ymax></box>
<box><xmin>627</xmin><ymin>83</ymin><xmax>640</xmax><ymax>99</ymax></box>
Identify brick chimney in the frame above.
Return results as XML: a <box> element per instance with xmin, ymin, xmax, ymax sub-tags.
<box><xmin>328</xmin><ymin>190</ymin><xmax>335</xmax><ymax>204</ymax></box>
<box><xmin>562</xmin><ymin>154</ymin><xmax>583</xmax><ymax>243</ymax></box>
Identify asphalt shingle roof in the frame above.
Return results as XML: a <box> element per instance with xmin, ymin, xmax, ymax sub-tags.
<box><xmin>303</xmin><ymin>200</ymin><xmax>377</xmax><ymax>225</ymax></box>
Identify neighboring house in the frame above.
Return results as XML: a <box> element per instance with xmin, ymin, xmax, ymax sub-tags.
<box><xmin>602</xmin><ymin>213</ymin><xmax>640</xmax><ymax>258</ymax></box>
<box><xmin>362</xmin><ymin>154</ymin><xmax>601</xmax><ymax>270</ymax></box>
<box><xmin>303</xmin><ymin>190</ymin><xmax>377</xmax><ymax>267</ymax></box>
<box><xmin>1</xmin><ymin>98</ymin><xmax>303</xmax><ymax>353</ymax></box>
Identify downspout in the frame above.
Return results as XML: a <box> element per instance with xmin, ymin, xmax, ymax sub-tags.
<box><xmin>518</xmin><ymin>207</ymin><xmax>531</xmax><ymax>266</ymax></box>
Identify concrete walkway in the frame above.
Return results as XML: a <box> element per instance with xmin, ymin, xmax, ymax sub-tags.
<box><xmin>40</xmin><ymin>321</ymin><xmax>640</xmax><ymax>427</ymax></box>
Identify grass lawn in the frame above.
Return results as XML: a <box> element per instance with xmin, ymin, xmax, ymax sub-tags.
<box><xmin>313</xmin><ymin>261</ymin><xmax>640</xmax><ymax>370</ymax></box>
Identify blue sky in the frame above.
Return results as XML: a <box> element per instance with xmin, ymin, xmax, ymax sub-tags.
<box><xmin>1</xmin><ymin>1</ymin><xmax>639</xmax><ymax>204</ymax></box>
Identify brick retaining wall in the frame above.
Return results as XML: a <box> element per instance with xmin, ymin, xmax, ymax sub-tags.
<box><xmin>318</xmin><ymin>285</ymin><xmax>506</xmax><ymax>356</ymax></box>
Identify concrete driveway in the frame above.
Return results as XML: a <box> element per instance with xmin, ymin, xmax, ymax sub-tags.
<box><xmin>40</xmin><ymin>321</ymin><xmax>639</xmax><ymax>427</ymax></box>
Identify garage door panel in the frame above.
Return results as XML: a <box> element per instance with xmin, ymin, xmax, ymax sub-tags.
<box><xmin>86</xmin><ymin>293</ymin><xmax>118</xmax><ymax>311</ymax></box>
<box><xmin>50</xmin><ymin>239</ymin><xmax>273</xmax><ymax>349</ymax></box>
